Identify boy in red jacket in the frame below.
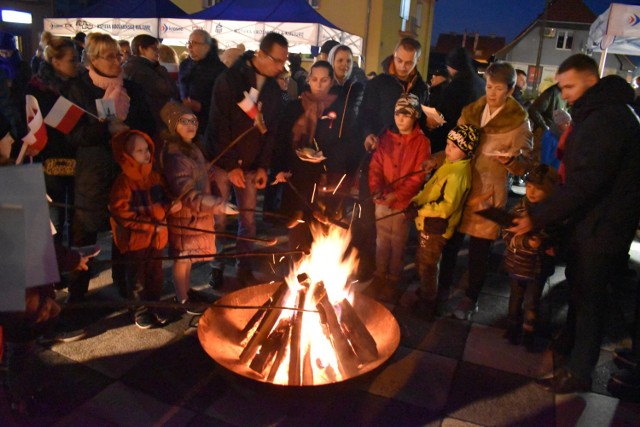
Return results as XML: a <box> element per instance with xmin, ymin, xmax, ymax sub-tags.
<box><xmin>109</xmin><ymin>130</ymin><xmax>179</xmax><ymax>329</ymax></box>
<box><xmin>367</xmin><ymin>93</ymin><xmax>431</xmax><ymax>302</ymax></box>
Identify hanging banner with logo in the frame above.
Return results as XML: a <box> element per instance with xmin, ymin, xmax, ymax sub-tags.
<box><xmin>44</xmin><ymin>18</ymin><xmax>157</xmax><ymax>38</ymax></box>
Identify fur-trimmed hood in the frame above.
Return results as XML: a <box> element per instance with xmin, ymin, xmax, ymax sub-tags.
<box><xmin>460</xmin><ymin>96</ymin><xmax>528</xmax><ymax>133</ymax></box>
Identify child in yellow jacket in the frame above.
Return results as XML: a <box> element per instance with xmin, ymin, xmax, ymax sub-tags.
<box><xmin>408</xmin><ymin>124</ymin><xmax>479</xmax><ymax>320</ymax></box>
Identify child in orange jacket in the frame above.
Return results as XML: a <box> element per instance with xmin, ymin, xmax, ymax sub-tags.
<box><xmin>109</xmin><ymin>130</ymin><xmax>179</xmax><ymax>329</ymax></box>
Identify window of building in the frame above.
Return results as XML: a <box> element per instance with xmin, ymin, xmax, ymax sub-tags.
<box><xmin>556</xmin><ymin>30</ymin><xmax>573</xmax><ymax>50</ymax></box>
<box><xmin>400</xmin><ymin>0</ymin><xmax>411</xmax><ymax>31</ymax></box>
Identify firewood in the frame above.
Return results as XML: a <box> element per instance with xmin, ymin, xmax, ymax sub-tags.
<box><xmin>314</xmin><ymin>282</ymin><xmax>360</xmax><ymax>379</ymax></box>
<box><xmin>337</xmin><ymin>298</ymin><xmax>378</xmax><ymax>364</ymax></box>
<box><xmin>288</xmin><ymin>274</ymin><xmax>310</xmax><ymax>385</ymax></box>
<box><xmin>249</xmin><ymin>318</ymin><xmax>290</xmax><ymax>376</ymax></box>
<box><xmin>240</xmin><ymin>282</ymin><xmax>290</xmax><ymax>364</ymax></box>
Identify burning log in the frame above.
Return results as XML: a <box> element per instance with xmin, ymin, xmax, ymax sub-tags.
<box><xmin>249</xmin><ymin>318</ymin><xmax>291</xmax><ymax>377</ymax></box>
<box><xmin>239</xmin><ymin>282</ymin><xmax>291</xmax><ymax>364</ymax></box>
<box><xmin>288</xmin><ymin>273</ymin><xmax>310</xmax><ymax>386</ymax></box>
<box><xmin>266</xmin><ymin>321</ymin><xmax>291</xmax><ymax>382</ymax></box>
<box><xmin>314</xmin><ymin>282</ymin><xmax>360</xmax><ymax>379</ymax></box>
<box><xmin>240</xmin><ymin>281</ymin><xmax>288</xmax><ymax>345</ymax></box>
<box><xmin>337</xmin><ymin>298</ymin><xmax>379</xmax><ymax>364</ymax></box>
<box><xmin>302</xmin><ymin>342</ymin><xmax>314</xmax><ymax>385</ymax></box>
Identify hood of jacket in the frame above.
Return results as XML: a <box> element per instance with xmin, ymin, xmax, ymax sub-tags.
<box><xmin>571</xmin><ymin>75</ymin><xmax>635</xmax><ymax>124</ymax></box>
<box><xmin>111</xmin><ymin>129</ymin><xmax>155</xmax><ymax>181</ymax></box>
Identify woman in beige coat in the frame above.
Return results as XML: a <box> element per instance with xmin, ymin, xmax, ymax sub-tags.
<box><xmin>439</xmin><ymin>61</ymin><xmax>533</xmax><ymax>320</ymax></box>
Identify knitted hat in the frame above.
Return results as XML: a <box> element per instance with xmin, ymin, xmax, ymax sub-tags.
<box><xmin>0</xmin><ymin>32</ymin><xmax>16</xmax><ymax>51</ymax></box>
<box><xmin>160</xmin><ymin>101</ymin><xmax>193</xmax><ymax>134</ymax></box>
<box><xmin>552</xmin><ymin>109</ymin><xmax>571</xmax><ymax>127</ymax></box>
<box><xmin>447</xmin><ymin>124</ymin><xmax>480</xmax><ymax>158</ymax></box>
<box><xmin>446</xmin><ymin>47</ymin><xmax>472</xmax><ymax>71</ymax></box>
<box><xmin>525</xmin><ymin>164</ymin><xmax>559</xmax><ymax>195</ymax></box>
<box><xmin>395</xmin><ymin>93</ymin><xmax>421</xmax><ymax>119</ymax></box>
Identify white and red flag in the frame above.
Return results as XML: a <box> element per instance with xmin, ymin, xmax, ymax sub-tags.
<box><xmin>21</xmin><ymin>95</ymin><xmax>48</xmax><ymax>159</ymax></box>
<box><xmin>44</xmin><ymin>95</ymin><xmax>85</xmax><ymax>134</ymax></box>
<box><xmin>237</xmin><ymin>88</ymin><xmax>260</xmax><ymax>120</ymax></box>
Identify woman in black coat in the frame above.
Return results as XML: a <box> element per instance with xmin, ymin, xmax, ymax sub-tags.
<box><xmin>65</xmin><ymin>33</ymin><xmax>154</xmax><ymax>302</ymax></box>
<box><xmin>25</xmin><ymin>38</ymin><xmax>79</xmax><ymax>244</ymax></box>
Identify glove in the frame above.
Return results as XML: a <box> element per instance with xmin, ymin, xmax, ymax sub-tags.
<box><xmin>403</xmin><ymin>203</ymin><xmax>419</xmax><ymax>220</ymax></box>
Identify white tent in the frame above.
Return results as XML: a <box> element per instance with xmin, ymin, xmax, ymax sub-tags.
<box><xmin>158</xmin><ymin>0</ymin><xmax>363</xmax><ymax>56</ymax></box>
<box><xmin>588</xmin><ymin>3</ymin><xmax>640</xmax><ymax>75</ymax></box>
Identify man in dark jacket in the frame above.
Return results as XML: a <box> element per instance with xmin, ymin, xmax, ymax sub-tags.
<box><xmin>427</xmin><ymin>47</ymin><xmax>485</xmax><ymax>153</ymax></box>
<box><xmin>359</xmin><ymin>37</ymin><xmax>428</xmax><ymax>150</ymax></box>
<box><xmin>204</xmin><ymin>32</ymin><xmax>288</xmax><ymax>287</ymax></box>
<box><xmin>178</xmin><ymin>29</ymin><xmax>226</xmax><ymax>136</ymax></box>
<box><xmin>510</xmin><ymin>54</ymin><xmax>640</xmax><ymax>394</ymax></box>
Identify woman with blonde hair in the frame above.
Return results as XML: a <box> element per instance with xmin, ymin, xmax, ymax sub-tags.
<box><xmin>65</xmin><ymin>32</ymin><xmax>154</xmax><ymax>303</ymax></box>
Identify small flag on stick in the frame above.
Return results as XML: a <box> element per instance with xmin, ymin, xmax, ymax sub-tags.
<box><xmin>44</xmin><ymin>96</ymin><xmax>85</xmax><ymax>134</ymax></box>
<box><xmin>18</xmin><ymin>95</ymin><xmax>48</xmax><ymax>161</ymax></box>
<box><xmin>237</xmin><ymin>88</ymin><xmax>260</xmax><ymax>120</ymax></box>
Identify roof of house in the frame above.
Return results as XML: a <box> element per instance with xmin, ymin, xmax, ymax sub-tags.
<box><xmin>495</xmin><ymin>0</ymin><xmax>596</xmax><ymax>56</ymax></box>
<box><xmin>433</xmin><ymin>33</ymin><xmax>506</xmax><ymax>62</ymax></box>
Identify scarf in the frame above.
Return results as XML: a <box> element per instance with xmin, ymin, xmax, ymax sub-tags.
<box><xmin>88</xmin><ymin>67</ymin><xmax>130</xmax><ymax>121</ymax></box>
<box><xmin>291</xmin><ymin>90</ymin><xmax>337</xmax><ymax>148</ymax></box>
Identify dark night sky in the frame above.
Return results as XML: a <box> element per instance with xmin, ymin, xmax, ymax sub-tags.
<box><xmin>431</xmin><ymin>0</ymin><xmax>640</xmax><ymax>43</ymax></box>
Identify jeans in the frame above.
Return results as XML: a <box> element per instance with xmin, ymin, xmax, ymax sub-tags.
<box><xmin>374</xmin><ymin>204</ymin><xmax>409</xmax><ymax>281</ymax></box>
<box><xmin>210</xmin><ymin>166</ymin><xmax>258</xmax><ymax>271</ymax></box>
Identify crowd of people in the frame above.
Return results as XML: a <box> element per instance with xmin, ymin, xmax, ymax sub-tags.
<box><xmin>1</xmin><ymin>26</ymin><xmax>640</xmax><ymax>415</ymax></box>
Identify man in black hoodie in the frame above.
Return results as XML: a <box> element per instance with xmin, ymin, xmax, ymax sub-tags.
<box><xmin>205</xmin><ymin>32</ymin><xmax>288</xmax><ymax>287</ymax></box>
<box><xmin>510</xmin><ymin>54</ymin><xmax>640</xmax><ymax>394</ymax></box>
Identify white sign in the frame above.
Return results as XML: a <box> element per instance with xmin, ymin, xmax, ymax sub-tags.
<box><xmin>44</xmin><ymin>17</ymin><xmax>158</xmax><ymax>38</ymax></box>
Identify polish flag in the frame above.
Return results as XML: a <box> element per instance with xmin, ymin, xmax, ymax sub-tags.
<box><xmin>237</xmin><ymin>89</ymin><xmax>259</xmax><ymax>120</ymax></box>
<box><xmin>44</xmin><ymin>96</ymin><xmax>85</xmax><ymax>134</ymax></box>
<box><xmin>22</xmin><ymin>95</ymin><xmax>48</xmax><ymax>157</ymax></box>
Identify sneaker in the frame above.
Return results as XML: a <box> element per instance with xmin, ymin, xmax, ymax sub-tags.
<box><xmin>452</xmin><ymin>297</ymin><xmax>478</xmax><ymax>320</ymax></box>
<box><xmin>176</xmin><ymin>295</ymin><xmax>206</xmax><ymax>316</ymax></box>
<box><xmin>152</xmin><ymin>309</ymin><xmax>172</xmax><ymax>326</ymax></box>
<box><xmin>209</xmin><ymin>268</ymin><xmax>224</xmax><ymax>289</ymax></box>
<box><xmin>134</xmin><ymin>311</ymin><xmax>156</xmax><ymax>329</ymax></box>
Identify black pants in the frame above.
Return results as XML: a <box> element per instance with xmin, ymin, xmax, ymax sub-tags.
<box><xmin>564</xmin><ymin>247</ymin><xmax>619</xmax><ymax>381</ymax></box>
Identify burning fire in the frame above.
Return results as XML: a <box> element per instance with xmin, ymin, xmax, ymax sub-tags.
<box><xmin>198</xmin><ymin>224</ymin><xmax>400</xmax><ymax>388</ymax></box>
<box><xmin>240</xmin><ymin>224</ymin><xmax>375</xmax><ymax>385</ymax></box>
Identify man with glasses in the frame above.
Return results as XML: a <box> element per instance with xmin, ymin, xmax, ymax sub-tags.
<box><xmin>204</xmin><ymin>32</ymin><xmax>288</xmax><ymax>288</ymax></box>
<box><xmin>178</xmin><ymin>29</ymin><xmax>226</xmax><ymax>136</ymax></box>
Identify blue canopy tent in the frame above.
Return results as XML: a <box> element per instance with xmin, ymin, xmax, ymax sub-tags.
<box><xmin>159</xmin><ymin>0</ymin><xmax>363</xmax><ymax>55</ymax></box>
<box><xmin>44</xmin><ymin>0</ymin><xmax>188</xmax><ymax>38</ymax></box>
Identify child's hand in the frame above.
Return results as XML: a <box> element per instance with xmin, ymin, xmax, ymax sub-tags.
<box><xmin>364</xmin><ymin>134</ymin><xmax>379</xmax><ymax>151</ymax></box>
<box><xmin>271</xmin><ymin>171</ymin><xmax>291</xmax><ymax>185</ymax></box>
<box><xmin>403</xmin><ymin>203</ymin><xmax>419</xmax><ymax>220</ymax></box>
<box><xmin>422</xmin><ymin>157</ymin><xmax>437</xmax><ymax>173</ymax></box>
